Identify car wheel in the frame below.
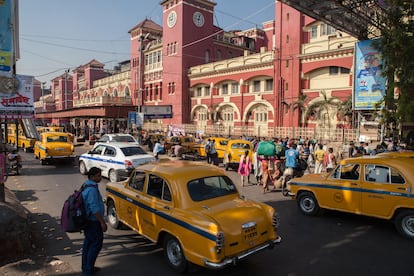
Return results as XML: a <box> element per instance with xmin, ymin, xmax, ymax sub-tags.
<box><xmin>40</xmin><ymin>158</ymin><xmax>46</xmax><ymax>165</ymax></box>
<box><xmin>395</xmin><ymin>210</ymin><xmax>414</xmax><ymax>239</ymax></box>
<box><xmin>107</xmin><ymin>201</ymin><xmax>122</xmax><ymax>229</ymax></box>
<box><xmin>109</xmin><ymin>169</ymin><xmax>119</xmax><ymax>182</ymax></box>
<box><xmin>297</xmin><ymin>191</ymin><xmax>320</xmax><ymax>216</ymax></box>
<box><xmin>163</xmin><ymin>235</ymin><xmax>188</xmax><ymax>273</ymax></box>
<box><xmin>79</xmin><ymin>161</ymin><xmax>88</xmax><ymax>175</ymax></box>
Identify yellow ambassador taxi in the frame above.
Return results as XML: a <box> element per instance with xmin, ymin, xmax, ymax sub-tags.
<box><xmin>286</xmin><ymin>155</ymin><xmax>414</xmax><ymax>239</ymax></box>
<box><xmin>223</xmin><ymin>139</ymin><xmax>253</xmax><ymax>171</ymax></box>
<box><xmin>34</xmin><ymin>132</ymin><xmax>76</xmax><ymax>165</ymax></box>
<box><xmin>106</xmin><ymin>160</ymin><xmax>281</xmax><ymax>272</ymax></box>
<box><xmin>191</xmin><ymin>137</ymin><xmax>229</xmax><ymax>161</ymax></box>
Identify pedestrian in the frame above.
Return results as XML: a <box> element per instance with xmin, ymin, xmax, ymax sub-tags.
<box><xmin>314</xmin><ymin>144</ymin><xmax>326</xmax><ymax>173</ymax></box>
<box><xmin>325</xmin><ymin>147</ymin><xmax>337</xmax><ymax>173</ymax></box>
<box><xmin>210</xmin><ymin>139</ymin><xmax>219</xmax><ymax>166</ymax></box>
<box><xmin>261</xmin><ymin>158</ymin><xmax>273</xmax><ymax>193</ymax></box>
<box><xmin>81</xmin><ymin>167</ymin><xmax>107</xmax><ymax>276</ymax></box>
<box><xmin>205</xmin><ymin>138</ymin><xmax>212</xmax><ymax>164</ymax></box>
<box><xmin>238</xmin><ymin>150</ymin><xmax>252</xmax><ymax>187</ymax></box>
<box><xmin>253</xmin><ymin>151</ymin><xmax>262</xmax><ymax>184</ymax></box>
<box><xmin>153</xmin><ymin>139</ymin><xmax>165</xmax><ymax>157</ymax></box>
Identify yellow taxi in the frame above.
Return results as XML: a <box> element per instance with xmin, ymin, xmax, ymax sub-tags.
<box><xmin>287</xmin><ymin>155</ymin><xmax>414</xmax><ymax>239</ymax></box>
<box><xmin>191</xmin><ymin>137</ymin><xmax>229</xmax><ymax>161</ymax></box>
<box><xmin>106</xmin><ymin>160</ymin><xmax>281</xmax><ymax>272</ymax></box>
<box><xmin>376</xmin><ymin>151</ymin><xmax>414</xmax><ymax>158</ymax></box>
<box><xmin>165</xmin><ymin>135</ymin><xmax>198</xmax><ymax>154</ymax></box>
<box><xmin>223</xmin><ymin>139</ymin><xmax>253</xmax><ymax>171</ymax></box>
<box><xmin>34</xmin><ymin>132</ymin><xmax>76</xmax><ymax>165</ymax></box>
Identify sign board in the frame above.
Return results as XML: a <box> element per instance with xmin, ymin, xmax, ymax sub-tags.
<box><xmin>0</xmin><ymin>74</ymin><xmax>34</xmax><ymax>119</ymax></box>
<box><xmin>128</xmin><ymin>112</ymin><xmax>144</xmax><ymax>128</ymax></box>
<box><xmin>142</xmin><ymin>105</ymin><xmax>172</xmax><ymax>119</ymax></box>
<box><xmin>353</xmin><ymin>39</ymin><xmax>386</xmax><ymax>110</ymax></box>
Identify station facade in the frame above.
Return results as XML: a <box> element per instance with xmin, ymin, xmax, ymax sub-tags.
<box><xmin>35</xmin><ymin>0</ymin><xmax>358</xmax><ymax>138</ymax></box>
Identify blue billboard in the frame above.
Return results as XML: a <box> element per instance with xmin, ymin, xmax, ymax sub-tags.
<box><xmin>0</xmin><ymin>0</ymin><xmax>13</xmax><ymax>74</ymax></box>
<box><xmin>354</xmin><ymin>39</ymin><xmax>386</xmax><ymax>110</ymax></box>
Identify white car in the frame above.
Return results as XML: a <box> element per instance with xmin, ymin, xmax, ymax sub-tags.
<box><xmin>98</xmin><ymin>133</ymin><xmax>138</xmax><ymax>143</ymax></box>
<box><xmin>79</xmin><ymin>142</ymin><xmax>155</xmax><ymax>182</ymax></box>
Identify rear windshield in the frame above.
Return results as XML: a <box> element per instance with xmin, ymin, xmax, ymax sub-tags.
<box><xmin>120</xmin><ymin>146</ymin><xmax>147</xmax><ymax>156</ymax></box>
<box><xmin>113</xmin><ymin>136</ymin><xmax>136</xmax><ymax>142</ymax></box>
<box><xmin>231</xmin><ymin>143</ymin><xmax>251</xmax><ymax>150</ymax></box>
<box><xmin>187</xmin><ymin>175</ymin><xmax>237</xmax><ymax>202</ymax></box>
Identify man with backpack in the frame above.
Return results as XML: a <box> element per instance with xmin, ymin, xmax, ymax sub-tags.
<box><xmin>81</xmin><ymin>167</ymin><xmax>107</xmax><ymax>276</ymax></box>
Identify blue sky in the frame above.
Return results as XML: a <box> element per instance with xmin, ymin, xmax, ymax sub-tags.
<box><xmin>17</xmin><ymin>0</ymin><xmax>275</xmax><ymax>84</ymax></box>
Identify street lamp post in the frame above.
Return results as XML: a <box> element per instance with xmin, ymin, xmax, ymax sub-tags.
<box><xmin>64</xmin><ymin>69</ymin><xmax>69</xmax><ymax>110</ymax></box>
<box><xmin>41</xmin><ymin>81</ymin><xmax>46</xmax><ymax>125</ymax></box>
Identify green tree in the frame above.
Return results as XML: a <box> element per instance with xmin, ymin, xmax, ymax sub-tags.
<box><xmin>304</xmin><ymin>90</ymin><xmax>341</xmax><ymax>130</ymax></box>
<box><xmin>373</xmin><ymin>1</ymin><xmax>414</xmax><ymax>138</ymax></box>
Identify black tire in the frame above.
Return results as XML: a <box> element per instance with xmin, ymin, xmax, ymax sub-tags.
<box><xmin>15</xmin><ymin>166</ymin><xmax>19</xmax><ymax>175</ymax></box>
<box><xmin>395</xmin><ymin>210</ymin><xmax>414</xmax><ymax>240</ymax></box>
<box><xmin>79</xmin><ymin>161</ymin><xmax>88</xmax><ymax>175</ymax></box>
<box><xmin>163</xmin><ymin>235</ymin><xmax>188</xmax><ymax>273</ymax></box>
<box><xmin>109</xmin><ymin>169</ymin><xmax>118</xmax><ymax>182</ymax></box>
<box><xmin>297</xmin><ymin>191</ymin><xmax>320</xmax><ymax>216</ymax></box>
<box><xmin>224</xmin><ymin>162</ymin><xmax>229</xmax><ymax>171</ymax></box>
<box><xmin>107</xmin><ymin>201</ymin><xmax>121</xmax><ymax>229</ymax></box>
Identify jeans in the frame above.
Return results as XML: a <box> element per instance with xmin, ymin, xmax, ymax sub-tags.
<box><xmin>82</xmin><ymin>221</ymin><xmax>103</xmax><ymax>276</ymax></box>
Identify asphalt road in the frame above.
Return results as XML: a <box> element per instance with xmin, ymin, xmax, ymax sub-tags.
<box><xmin>3</xmin><ymin>146</ymin><xmax>414</xmax><ymax>276</ymax></box>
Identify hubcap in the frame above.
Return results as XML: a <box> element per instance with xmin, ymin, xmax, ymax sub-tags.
<box><xmin>167</xmin><ymin>239</ymin><xmax>182</xmax><ymax>266</ymax></box>
<box><xmin>402</xmin><ymin>216</ymin><xmax>414</xmax><ymax>236</ymax></box>
<box><xmin>108</xmin><ymin>207</ymin><xmax>117</xmax><ymax>225</ymax></box>
<box><xmin>301</xmin><ymin>197</ymin><xmax>315</xmax><ymax>212</ymax></box>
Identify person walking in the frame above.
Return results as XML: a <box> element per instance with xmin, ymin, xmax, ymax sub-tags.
<box><xmin>204</xmin><ymin>138</ymin><xmax>212</xmax><ymax>164</ymax></box>
<box><xmin>238</xmin><ymin>150</ymin><xmax>252</xmax><ymax>187</ymax></box>
<box><xmin>210</xmin><ymin>139</ymin><xmax>219</xmax><ymax>166</ymax></box>
<box><xmin>314</xmin><ymin>144</ymin><xmax>326</xmax><ymax>173</ymax></box>
<box><xmin>81</xmin><ymin>167</ymin><xmax>107</xmax><ymax>276</ymax></box>
<box><xmin>325</xmin><ymin>147</ymin><xmax>337</xmax><ymax>173</ymax></box>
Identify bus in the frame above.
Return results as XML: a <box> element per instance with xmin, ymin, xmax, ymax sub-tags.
<box><xmin>7</xmin><ymin>124</ymin><xmax>37</xmax><ymax>152</ymax></box>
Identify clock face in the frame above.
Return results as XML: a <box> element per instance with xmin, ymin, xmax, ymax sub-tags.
<box><xmin>193</xmin><ymin>11</ymin><xmax>205</xmax><ymax>27</ymax></box>
<box><xmin>167</xmin><ymin>11</ymin><xmax>177</xmax><ymax>28</ymax></box>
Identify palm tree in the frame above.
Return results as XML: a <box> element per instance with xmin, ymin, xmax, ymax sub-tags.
<box><xmin>304</xmin><ymin>90</ymin><xmax>341</xmax><ymax>131</ymax></box>
<box><xmin>282</xmin><ymin>94</ymin><xmax>308</xmax><ymax>126</ymax></box>
<box><xmin>337</xmin><ymin>95</ymin><xmax>353</xmax><ymax>125</ymax></box>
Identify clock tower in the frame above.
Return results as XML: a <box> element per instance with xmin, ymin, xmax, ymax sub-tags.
<box><xmin>160</xmin><ymin>0</ymin><xmax>216</xmax><ymax>124</ymax></box>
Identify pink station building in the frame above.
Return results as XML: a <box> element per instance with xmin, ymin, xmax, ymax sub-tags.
<box><xmin>35</xmin><ymin>0</ymin><xmax>358</xmax><ymax>138</ymax></box>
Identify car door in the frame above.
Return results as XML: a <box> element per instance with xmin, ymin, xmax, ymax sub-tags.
<box><xmin>84</xmin><ymin>144</ymin><xmax>106</xmax><ymax>172</ymax></box>
<box><xmin>100</xmin><ymin>145</ymin><xmax>118</xmax><ymax>178</ymax></box>
<box><xmin>139</xmin><ymin>173</ymin><xmax>173</xmax><ymax>241</ymax></box>
<box><xmin>321</xmin><ymin>163</ymin><xmax>362</xmax><ymax>213</ymax></box>
<box><xmin>118</xmin><ymin>170</ymin><xmax>146</xmax><ymax>233</ymax></box>
<box><xmin>361</xmin><ymin>164</ymin><xmax>411</xmax><ymax>218</ymax></box>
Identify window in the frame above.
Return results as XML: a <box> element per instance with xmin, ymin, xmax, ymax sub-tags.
<box><xmin>331</xmin><ymin>164</ymin><xmax>360</xmax><ymax>180</ymax></box>
<box><xmin>286</xmin><ymin>59</ymin><xmax>289</xmax><ymax>68</ymax></box>
<box><xmin>216</xmin><ymin>49</ymin><xmax>222</xmax><ymax>61</ymax></box>
<box><xmin>265</xmin><ymin>79</ymin><xmax>273</xmax><ymax>91</ymax></box>
<box><xmin>129</xmin><ymin>171</ymin><xmax>146</xmax><ymax>191</ymax></box>
<box><xmin>320</xmin><ymin>23</ymin><xmax>327</xmax><ymax>36</ymax></box>
<box><xmin>340</xmin><ymin>67</ymin><xmax>350</xmax><ymax>74</ymax></box>
<box><xmin>187</xmin><ymin>176</ymin><xmax>237</xmax><ymax>202</ymax></box>
<box><xmin>205</xmin><ymin>49</ymin><xmax>210</xmax><ymax>63</ymax></box>
<box><xmin>103</xmin><ymin>146</ymin><xmax>116</xmax><ymax>157</ymax></box>
<box><xmin>231</xmin><ymin>83</ymin><xmax>239</xmax><ymax>94</ymax></box>
<box><xmin>222</xmin><ymin>84</ymin><xmax>228</xmax><ymax>95</ymax></box>
<box><xmin>196</xmin><ymin>87</ymin><xmax>202</xmax><ymax>97</ymax></box>
<box><xmin>286</xmin><ymin>34</ymin><xmax>289</xmax><ymax>44</ymax></box>
<box><xmin>204</xmin><ymin>86</ymin><xmax>210</xmax><ymax>96</ymax></box>
<box><xmin>329</xmin><ymin>66</ymin><xmax>339</xmax><ymax>75</ymax></box>
<box><xmin>147</xmin><ymin>174</ymin><xmax>171</xmax><ymax>201</ymax></box>
<box><xmin>253</xmin><ymin>80</ymin><xmax>261</xmax><ymax>92</ymax></box>
<box><xmin>310</xmin><ymin>25</ymin><xmax>318</xmax><ymax>38</ymax></box>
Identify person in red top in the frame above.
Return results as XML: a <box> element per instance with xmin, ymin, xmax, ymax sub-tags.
<box><xmin>261</xmin><ymin>159</ymin><xmax>273</xmax><ymax>193</ymax></box>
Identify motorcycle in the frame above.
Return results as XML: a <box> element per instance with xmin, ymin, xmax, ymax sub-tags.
<box><xmin>6</xmin><ymin>150</ymin><xmax>22</xmax><ymax>176</ymax></box>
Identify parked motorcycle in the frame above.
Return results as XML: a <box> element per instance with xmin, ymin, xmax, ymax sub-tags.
<box><xmin>6</xmin><ymin>149</ymin><xmax>22</xmax><ymax>176</ymax></box>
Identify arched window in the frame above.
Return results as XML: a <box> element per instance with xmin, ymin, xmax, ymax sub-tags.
<box><xmin>205</xmin><ymin>49</ymin><xmax>210</xmax><ymax>63</ymax></box>
<box><xmin>125</xmin><ymin>86</ymin><xmax>130</xmax><ymax>97</ymax></box>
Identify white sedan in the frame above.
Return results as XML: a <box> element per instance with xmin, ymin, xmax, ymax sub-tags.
<box><xmin>79</xmin><ymin>142</ymin><xmax>155</xmax><ymax>182</ymax></box>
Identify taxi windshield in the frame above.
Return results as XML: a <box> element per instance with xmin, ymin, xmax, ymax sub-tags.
<box><xmin>121</xmin><ymin>146</ymin><xmax>147</xmax><ymax>156</ymax></box>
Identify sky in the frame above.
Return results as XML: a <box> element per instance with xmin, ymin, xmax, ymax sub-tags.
<box><xmin>17</xmin><ymin>0</ymin><xmax>276</xmax><ymax>84</ymax></box>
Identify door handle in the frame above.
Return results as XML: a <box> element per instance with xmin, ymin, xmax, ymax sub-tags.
<box><xmin>350</xmin><ymin>182</ymin><xmax>358</xmax><ymax>186</ymax></box>
<box><xmin>397</xmin><ymin>187</ymin><xmax>406</xmax><ymax>191</ymax></box>
<box><xmin>163</xmin><ymin>206</ymin><xmax>170</xmax><ymax>210</ymax></box>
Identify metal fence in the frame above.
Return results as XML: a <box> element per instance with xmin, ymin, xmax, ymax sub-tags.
<box><xmin>142</xmin><ymin>122</ymin><xmax>360</xmax><ymax>143</ymax></box>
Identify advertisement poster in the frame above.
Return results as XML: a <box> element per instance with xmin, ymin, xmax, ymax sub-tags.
<box><xmin>0</xmin><ymin>74</ymin><xmax>34</xmax><ymax>119</ymax></box>
<box><xmin>0</xmin><ymin>0</ymin><xmax>13</xmax><ymax>75</ymax></box>
<box><xmin>354</xmin><ymin>39</ymin><xmax>386</xmax><ymax>110</ymax></box>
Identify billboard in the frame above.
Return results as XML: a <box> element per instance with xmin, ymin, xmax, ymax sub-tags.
<box><xmin>353</xmin><ymin>39</ymin><xmax>386</xmax><ymax>110</ymax></box>
<box><xmin>0</xmin><ymin>74</ymin><xmax>34</xmax><ymax>119</ymax></box>
<box><xmin>0</xmin><ymin>0</ymin><xmax>13</xmax><ymax>76</ymax></box>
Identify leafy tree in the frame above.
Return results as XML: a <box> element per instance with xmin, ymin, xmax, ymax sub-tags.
<box><xmin>372</xmin><ymin>1</ymin><xmax>414</xmax><ymax>139</ymax></box>
<box><xmin>304</xmin><ymin>90</ymin><xmax>341</xmax><ymax>130</ymax></box>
